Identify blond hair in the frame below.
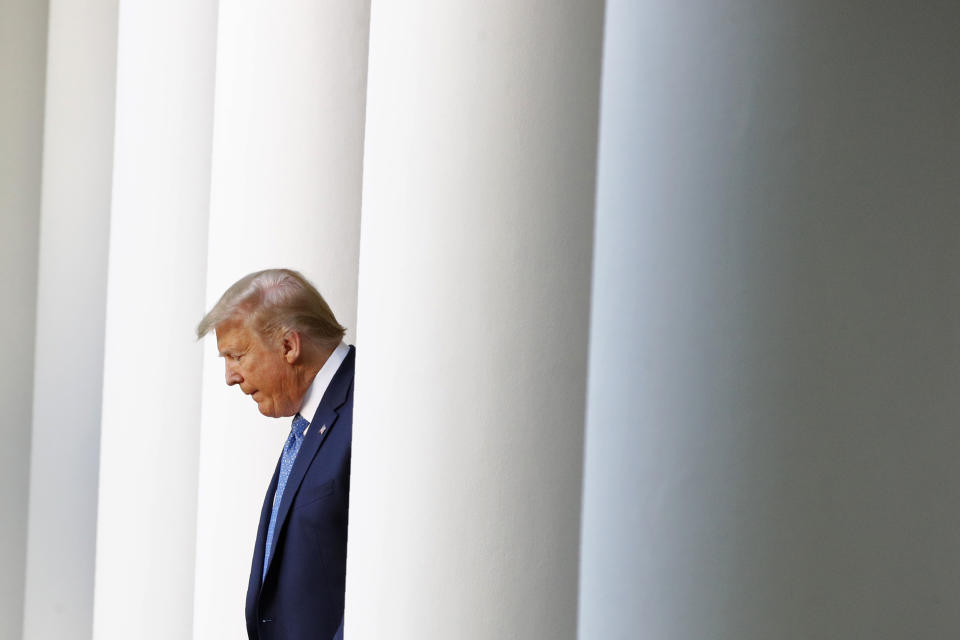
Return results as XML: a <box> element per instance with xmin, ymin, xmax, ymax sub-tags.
<box><xmin>196</xmin><ymin>268</ymin><xmax>345</xmax><ymax>347</ymax></box>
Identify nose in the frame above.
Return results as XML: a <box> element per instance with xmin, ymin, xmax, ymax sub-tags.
<box><xmin>225</xmin><ymin>361</ymin><xmax>243</xmax><ymax>386</ymax></box>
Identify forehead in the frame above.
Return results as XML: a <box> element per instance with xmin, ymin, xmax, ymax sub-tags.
<box><xmin>215</xmin><ymin>318</ymin><xmax>255</xmax><ymax>352</ymax></box>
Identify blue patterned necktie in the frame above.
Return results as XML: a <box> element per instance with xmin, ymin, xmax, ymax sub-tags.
<box><xmin>263</xmin><ymin>412</ymin><xmax>310</xmax><ymax>582</ymax></box>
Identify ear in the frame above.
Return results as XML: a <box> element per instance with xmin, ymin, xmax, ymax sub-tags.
<box><xmin>280</xmin><ymin>330</ymin><xmax>302</xmax><ymax>364</ymax></box>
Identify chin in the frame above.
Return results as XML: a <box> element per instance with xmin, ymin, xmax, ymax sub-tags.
<box><xmin>256</xmin><ymin>399</ymin><xmax>293</xmax><ymax>419</ymax></box>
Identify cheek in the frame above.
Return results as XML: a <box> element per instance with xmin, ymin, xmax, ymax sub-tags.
<box><xmin>253</xmin><ymin>365</ymin><xmax>275</xmax><ymax>391</ymax></box>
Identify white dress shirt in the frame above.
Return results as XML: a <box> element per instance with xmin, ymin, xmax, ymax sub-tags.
<box><xmin>296</xmin><ymin>341</ymin><xmax>350</xmax><ymax>435</ymax></box>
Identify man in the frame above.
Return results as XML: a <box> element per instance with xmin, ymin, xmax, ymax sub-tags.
<box><xmin>197</xmin><ymin>268</ymin><xmax>354</xmax><ymax>640</ymax></box>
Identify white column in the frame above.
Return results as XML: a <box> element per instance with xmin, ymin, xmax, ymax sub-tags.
<box><xmin>90</xmin><ymin>1</ymin><xmax>216</xmax><ymax>638</ymax></box>
<box><xmin>345</xmin><ymin>3</ymin><xmax>604</xmax><ymax>638</ymax></box>
<box><xmin>578</xmin><ymin>2</ymin><xmax>960</xmax><ymax>639</ymax></box>
<box><xmin>192</xmin><ymin>1</ymin><xmax>369</xmax><ymax>636</ymax></box>
<box><xmin>21</xmin><ymin>2</ymin><xmax>118</xmax><ymax>639</ymax></box>
<box><xmin>0</xmin><ymin>1</ymin><xmax>46</xmax><ymax>637</ymax></box>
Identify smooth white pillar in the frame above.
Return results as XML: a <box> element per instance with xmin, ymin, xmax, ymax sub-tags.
<box><xmin>90</xmin><ymin>1</ymin><xmax>216</xmax><ymax>638</ymax></box>
<box><xmin>192</xmin><ymin>2</ymin><xmax>369</xmax><ymax>636</ymax></box>
<box><xmin>346</xmin><ymin>3</ymin><xmax>604</xmax><ymax>638</ymax></box>
<box><xmin>0</xmin><ymin>1</ymin><xmax>47</xmax><ymax>637</ymax></box>
<box><xmin>578</xmin><ymin>2</ymin><xmax>960</xmax><ymax>638</ymax></box>
<box><xmin>21</xmin><ymin>2</ymin><xmax>118</xmax><ymax>639</ymax></box>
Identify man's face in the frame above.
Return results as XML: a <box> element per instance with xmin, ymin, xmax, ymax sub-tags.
<box><xmin>215</xmin><ymin>318</ymin><xmax>299</xmax><ymax>418</ymax></box>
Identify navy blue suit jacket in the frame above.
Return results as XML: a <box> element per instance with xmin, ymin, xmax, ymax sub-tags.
<box><xmin>246</xmin><ymin>346</ymin><xmax>354</xmax><ymax>640</ymax></box>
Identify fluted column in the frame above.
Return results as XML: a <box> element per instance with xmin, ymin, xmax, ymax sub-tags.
<box><xmin>345</xmin><ymin>3</ymin><xmax>604</xmax><ymax>638</ymax></box>
<box><xmin>192</xmin><ymin>1</ymin><xmax>369</xmax><ymax>636</ymax></box>
<box><xmin>90</xmin><ymin>1</ymin><xmax>216</xmax><ymax>638</ymax></box>
<box><xmin>578</xmin><ymin>2</ymin><xmax>960</xmax><ymax>639</ymax></box>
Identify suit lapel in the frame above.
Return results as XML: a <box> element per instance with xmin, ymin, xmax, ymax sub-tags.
<box><xmin>262</xmin><ymin>347</ymin><xmax>355</xmax><ymax>580</ymax></box>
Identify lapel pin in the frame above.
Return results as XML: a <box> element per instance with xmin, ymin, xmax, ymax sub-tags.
<box><xmin>319</xmin><ymin>425</ymin><xmax>327</xmax><ymax>435</ymax></box>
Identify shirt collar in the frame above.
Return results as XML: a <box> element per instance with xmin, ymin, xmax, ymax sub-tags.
<box><xmin>296</xmin><ymin>341</ymin><xmax>350</xmax><ymax>434</ymax></box>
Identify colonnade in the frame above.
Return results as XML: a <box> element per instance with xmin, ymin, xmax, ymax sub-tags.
<box><xmin>2</xmin><ymin>1</ymin><xmax>960</xmax><ymax>639</ymax></box>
